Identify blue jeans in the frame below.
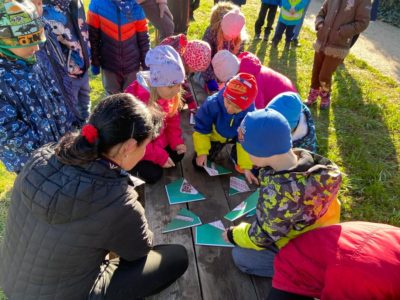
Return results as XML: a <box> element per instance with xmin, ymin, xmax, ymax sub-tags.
<box><xmin>71</xmin><ymin>71</ymin><xmax>91</xmax><ymax>121</ymax></box>
<box><xmin>232</xmin><ymin>245</ymin><xmax>279</xmax><ymax>277</ymax></box>
<box><xmin>272</xmin><ymin>22</ymin><xmax>295</xmax><ymax>44</ymax></box>
<box><xmin>292</xmin><ymin>0</ymin><xmax>311</xmax><ymax>40</ymax></box>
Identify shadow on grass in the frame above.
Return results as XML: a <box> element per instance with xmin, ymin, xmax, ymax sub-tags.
<box><xmin>267</xmin><ymin>46</ymin><xmax>299</xmax><ymax>88</ymax></box>
<box><xmin>332</xmin><ymin>64</ymin><xmax>400</xmax><ymax>223</ymax></box>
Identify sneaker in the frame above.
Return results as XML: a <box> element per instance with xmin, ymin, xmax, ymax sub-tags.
<box><xmin>304</xmin><ymin>88</ymin><xmax>320</xmax><ymax>106</ymax></box>
<box><xmin>254</xmin><ymin>33</ymin><xmax>261</xmax><ymax>40</ymax></box>
<box><xmin>320</xmin><ymin>91</ymin><xmax>331</xmax><ymax>109</ymax></box>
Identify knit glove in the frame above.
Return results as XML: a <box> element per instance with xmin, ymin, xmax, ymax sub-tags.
<box><xmin>206</xmin><ymin>80</ymin><xmax>219</xmax><ymax>92</ymax></box>
<box><xmin>91</xmin><ymin>65</ymin><xmax>100</xmax><ymax>76</ymax></box>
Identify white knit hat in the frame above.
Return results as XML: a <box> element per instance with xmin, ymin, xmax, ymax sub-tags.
<box><xmin>211</xmin><ymin>50</ymin><xmax>239</xmax><ymax>82</ymax></box>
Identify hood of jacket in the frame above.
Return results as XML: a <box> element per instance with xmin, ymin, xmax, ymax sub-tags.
<box><xmin>238</xmin><ymin>52</ymin><xmax>262</xmax><ymax>76</ymax></box>
<box><xmin>15</xmin><ymin>144</ymin><xmax>137</xmax><ymax>225</ymax></box>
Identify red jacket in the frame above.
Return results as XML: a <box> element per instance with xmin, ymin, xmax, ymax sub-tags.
<box><xmin>125</xmin><ymin>79</ymin><xmax>184</xmax><ymax>166</ymax></box>
<box><xmin>273</xmin><ymin>222</ymin><xmax>400</xmax><ymax>300</ymax></box>
<box><xmin>239</xmin><ymin>52</ymin><xmax>297</xmax><ymax>109</ymax></box>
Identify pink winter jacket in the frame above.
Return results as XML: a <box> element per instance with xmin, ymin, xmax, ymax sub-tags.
<box><xmin>125</xmin><ymin>80</ymin><xmax>184</xmax><ymax>166</ymax></box>
<box><xmin>238</xmin><ymin>52</ymin><xmax>297</xmax><ymax>109</ymax></box>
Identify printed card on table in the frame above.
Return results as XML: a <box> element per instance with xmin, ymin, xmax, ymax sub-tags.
<box><xmin>224</xmin><ymin>189</ymin><xmax>259</xmax><ymax>221</ymax></box>
<box><xmin>163</xmin><ymin>208</ymin><xmax>202</xmax><ymax>233</ymax></box>
<box><xmin>195</xmin><ymin>220</ymin><xmax>233</xmax><ymax>247</ymax></box>
<box><xmin>165</xmin><ymin>178</ymin><xmax>205</xmax><ymax>205</ymax></box>
<box><xmin>228</xmin><ymin>176</ymin><xmax>251</xmax><ymax>196</ymax></box>
<box><xmin>203</xmin><ymin>161</ymin><xmax>232</xmax><ymax>176</ymax></box>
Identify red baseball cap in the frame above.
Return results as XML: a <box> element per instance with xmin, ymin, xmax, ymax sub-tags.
<box><xmin>223</xmin><ymin>72</ymin><xmax>258</xmax><ymax>110</ymax></box>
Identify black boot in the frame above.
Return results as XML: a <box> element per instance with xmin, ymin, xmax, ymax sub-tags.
<box><xmin>263</xmin><ymin>30</ymin><xmax>270</xmax><ymax>42</ymax></box>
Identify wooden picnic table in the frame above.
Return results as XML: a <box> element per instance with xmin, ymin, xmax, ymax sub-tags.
<box><xmin>146</xmin><ymin>110</ymin><xmax>272</xmax><ymax>300</ymax></box>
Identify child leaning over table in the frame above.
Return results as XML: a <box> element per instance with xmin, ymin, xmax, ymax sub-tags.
<box><xmin>193</xmin><ymin>73</ymin><xmax>258</xmax><ymax>184</ymax></box>
<box><xmin>223</xmin><ymin>108</ymin><xmax>342</xmax><ymax>277</ymax></box>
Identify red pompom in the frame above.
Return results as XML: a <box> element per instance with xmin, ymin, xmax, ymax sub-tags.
<box><xmin>81</xmin><ymin>124</ymin><xmax>98</xmax><ymax>144</ymax></box>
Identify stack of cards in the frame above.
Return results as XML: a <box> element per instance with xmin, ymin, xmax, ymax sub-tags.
<box><xmin>165</xmin><ymin>178</ymin><xmax>205</xmax><ymax>204</ymax></box>
<box><xmin>195</xmin><ymin>220</ymin><xmax>233</xmax><ymax>247</ymax></box>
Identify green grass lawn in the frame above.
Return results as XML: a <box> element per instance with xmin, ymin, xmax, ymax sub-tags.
<box><xmin>0</xmin><ymin>0</ymin><xmax>399</xmax><ymax>281</ymax></box>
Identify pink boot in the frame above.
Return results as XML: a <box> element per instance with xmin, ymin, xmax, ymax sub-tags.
<box><xmin>320</xmin><ymin>91</ymin><xmax>331</xmax><ymax>109</ymax></box>
<box><xmin>304</xmin><ymin>88</ymin><xmax>320</xmax><ymax>106</ymax></box>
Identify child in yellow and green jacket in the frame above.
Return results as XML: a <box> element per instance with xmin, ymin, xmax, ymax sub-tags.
<box><xmin>193</xmin><ymin>73</ymin><xmax>258</xmax><ymax>184</ymax></box>
<box><xmin>224</xmin><ymin>108</ymin><xmax>342</xmax><ymax>277</ymax></box>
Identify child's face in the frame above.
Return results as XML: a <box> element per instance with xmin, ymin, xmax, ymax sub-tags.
<box><xmin>10</xmin><ymin>45</ymin><xmax>40</xmax><ymax>58</ymax></box>
<box><xmin>157</xmin><ymin>84</ymin><xmax>181</xmax><ymax>100</ymax></box>
<box><xmin>224</xmin><ymin>97</ymin><xmax>242</xmax><ymax>114</ymax></box>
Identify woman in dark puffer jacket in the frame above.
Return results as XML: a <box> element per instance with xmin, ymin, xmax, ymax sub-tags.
<box><xmin>0</xmin><ymin>93</ymin><xmax>188</xmax><ymax>299</ymax></box>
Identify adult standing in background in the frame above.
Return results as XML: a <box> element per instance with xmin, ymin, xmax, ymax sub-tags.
<box><xmin>43</xmin><ymin>0</ymin><xmax>91</xmax><ymax>121</ymax></box>
<box><xmin>0</xmin><ymin>0</ymin><xmax>78</xmax><ymax>173</ymax></box>
<box><xmin>137</xmin><ymin>0</ymin><xmax>174</xmax><ymax>41</ymax></box>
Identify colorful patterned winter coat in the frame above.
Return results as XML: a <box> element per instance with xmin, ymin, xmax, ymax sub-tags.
<box><xmin>0</xmin><ymin>57</ymin><xmax>77</xmax><ymax>173</ymax></box>
<box><xmin>228</xmin><ymin>149</ymin><xmax>341</xmax><ymax>249</ymax></box>
<box><xmin>292</xmin><ymin>104</ymin><xmax>317</xmax><ymax>152</ymax></box>
<box><xmin>43</xmin><ymin>0</ymin><xmax>90</xmax><ymax>76</ymax></box>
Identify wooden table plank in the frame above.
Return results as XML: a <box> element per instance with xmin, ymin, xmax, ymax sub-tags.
<box><xmin>180</xmin><ymin>110</ymin><xmax>259</xmax><ymax>300</ymax></box>
<box><xmin>145</xmin><ymin>166</ymin><xmax>202</xmax><ymax>300</ymax></box>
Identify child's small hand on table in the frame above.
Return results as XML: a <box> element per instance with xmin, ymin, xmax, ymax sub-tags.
<box><xmin>222</xmin><ymin>230</ymin><xmax>229</xmax><ymax>243</ymax></box>
<box><xmin>176</xmin><ymin>144</ymin><xmax>187</xmax><ymax>154</ymax></box>
<box><xmin>244</xmin><ymin>169</ymin><xmax>259</xmax><ymax>185</ymax></box>
<box><xmin>163</xmin><ymin>157</ymin><xmax>175</xmax><ymax>168</ymax></box>
<box><xmin>196</xmin><ymin>155</ymin><xmax>207</xmax><ymax>167</ymax></box>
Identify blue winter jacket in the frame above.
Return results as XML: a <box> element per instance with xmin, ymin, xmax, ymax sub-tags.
<box><xmin>193</xmin><ymin>89</ymin><xmax>254</xmax><ymax>169</ymax></box>
<box><xmin>0</xmin><ymin>57</ymin><xmax>77</xmax><ymax>173</ymax></box>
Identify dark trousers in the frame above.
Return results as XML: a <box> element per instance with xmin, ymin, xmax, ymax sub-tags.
<box><xmin>272</xmin><ymin>22</ymin><xmax>295</xmax><ymax>44</ymax></box>
<box><xmin>254</xmin><ymin>4</ymin><xmax>278</xmax><ymax>35</ymax></box>
<box><xmin>131</xmin><ymin>146</ymin><xmax>184</xmax><ymax>184</ymax></box>
<box><xmin>190</xmin><ymin>0</ymin><xmax>200</xmax><ymax>17</ymax></box>
<box><xmin>311</xmin><ymin>51</ymin><xmax>344</xmax><ymax>92</ymax></box>
<box><xmin>267</xmin><ymin>287</ymin><xmax>313</xmax><ymax>300</ymax></box>
<box><xmin>89</xmin><ymin>245</ymin><xmax>188</xmax><ymax>299</ymax></box>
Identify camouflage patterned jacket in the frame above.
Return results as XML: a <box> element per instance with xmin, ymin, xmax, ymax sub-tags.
<box><xmin>228</xmin><ymin>149</ymin><xmax>342</xmax><ymax>249</ymax></box>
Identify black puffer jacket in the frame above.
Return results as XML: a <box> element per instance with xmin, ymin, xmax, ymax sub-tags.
<box><xmin>0</xmin><ymin>144</ymin><xmax>153</xmax><ymax>299</ymax></box>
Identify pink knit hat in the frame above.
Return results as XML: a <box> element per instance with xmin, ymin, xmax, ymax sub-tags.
<box><xmin>183</xmin><ymin>40</ymin><xmax>211</xmax><ymax>72</ymax></box>
<box><xmin>159</xmin><ymin>34</ymin><xmax>188</xmax><ymax>57</ymax></box>
<box><xmin>221</xmin><ymin>10</ymin><xmax>245</xmax><ymax>39</ymax></box>
<box><xmin>212</xmin><ymin>50</ymin><xmax>239</xmax><ymax>82</ymax></box>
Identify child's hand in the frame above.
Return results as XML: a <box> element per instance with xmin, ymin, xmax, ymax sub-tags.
<box><xmin>196</xmin><ymin>155</ymin><xmax>207</xmax><ymax>167</ymax></box>
<box><xmin>222</xmin><ymin>230</ymin><xmax>229</xmax><ymax>243</ymax></box>
<box><xmin>290</xmin><ymin>7</ymin><xmax>295</xmax><ymax>15</ymax></box>
<box><xmin>176</xmin><ymin>144</ymin><xmax>187</xmax><ymax>154</ymax></box>
<box><xmin>162</xmin><ymin>157</ymin><xmax>175</xmax><ymax>168</ymax></box>
<box><xmin>244</xmin><ymin>169</ymin><xmax>259</xmax><ymax>185</ymax></box>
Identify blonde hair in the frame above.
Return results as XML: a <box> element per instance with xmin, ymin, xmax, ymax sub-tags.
<box><xmin>149</xmin><ymin>86</ymin><xmax>182</xmax><ymax>117</ymax></box>
<box><xmin>209</xmin><ymin>1</ymin><xmax>243</xmax><ymax>55</ymax></box>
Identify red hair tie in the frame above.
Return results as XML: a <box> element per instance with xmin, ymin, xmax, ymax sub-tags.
<box><xmin>81</xmin><ymin>124</ymin><xmax>99</xmax><ymax>144</ymax></box>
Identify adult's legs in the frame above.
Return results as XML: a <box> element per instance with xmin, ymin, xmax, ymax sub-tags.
<box><xmin>254</xmin><ymin>3</ymin><xmax>268</xmax><ymax>36</ymax></box>
<box><xmin>102</xmin><ymin>69</ymin><xmax>123</xmax><ymax>95</ymax></box>
<box><xmin>140</xmin><ymin>0</ymin><xmax>174</xmax><ymax>41</ymax></box>
<box><xmin>71</xmin><ymin>71</ymin><xmax>91</xmax><ymax>121</ymax></box>
<box><xmin>90</xmin><ymin>245</ymin><xmax>188</xmax><ymax>299</ymax></box>
<box><xmin>231</xmin><ymin>246</ymin><xmax>278</xmax><ymax>277</ymax></box>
